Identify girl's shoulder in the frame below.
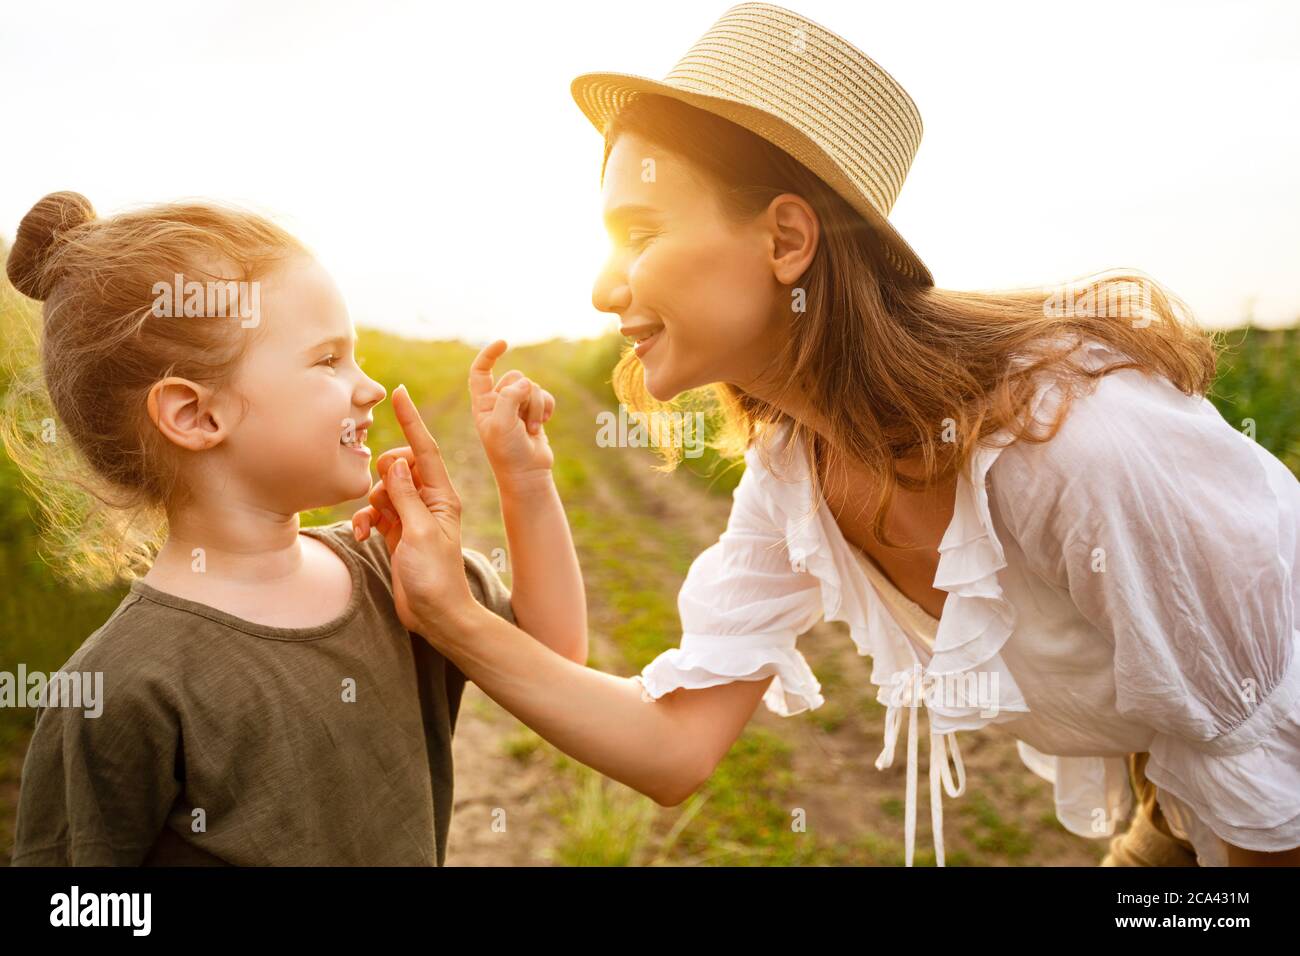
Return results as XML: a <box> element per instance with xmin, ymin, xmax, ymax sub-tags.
<box><xmin>303</xmin><ymin>517</ymin><xmax>391</xmax><ymax>582</ymax></box>
<box><xmin>39</xmin><ymin>587</ymin><xmax>181</xmax><ymax>706</ymax></box>
<box><xmin>303</xmin><ymin>518</ymin><xmax>515</xmax><ymax>624</ymax></box>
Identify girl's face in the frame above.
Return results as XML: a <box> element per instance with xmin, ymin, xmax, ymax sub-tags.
<box><xmin>590</xmin><ymin>133</ymin><xmax>787</xmax><ymax>401</ymax></box>
<box><xmin>213</xmin><ymin>255</ymin><xmax>386</xmax><ymax>512</ymax></box>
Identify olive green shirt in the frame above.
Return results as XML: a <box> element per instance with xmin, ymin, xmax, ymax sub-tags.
<box><xmin>10</xmin><ymin>519</ymin><xmax>513</xmax><ymax>866</ymax></box>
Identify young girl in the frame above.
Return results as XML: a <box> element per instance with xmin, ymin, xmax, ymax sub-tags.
<box><xmin>4</xmin><ymin>191</ymin><xmax>586</xmax><ymax>865</ymax></box>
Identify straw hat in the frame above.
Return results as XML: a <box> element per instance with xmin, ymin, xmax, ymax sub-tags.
<box><xmin>571</xmin><ymin>2</ymin><xmax>933</xmax><ymax>287</ymax></box>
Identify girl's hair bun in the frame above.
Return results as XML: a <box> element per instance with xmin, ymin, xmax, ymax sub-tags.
<box><xmin>6</xmin><ymin>191</ymin><xmax>96</xmax><ymax>301</ymax></box>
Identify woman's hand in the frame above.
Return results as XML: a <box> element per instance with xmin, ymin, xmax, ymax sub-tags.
<box><xmin>359</xmin><ymin>384</ymin><xmax>477</xmax><ymax>633</ymax></box>
<box><xmin>353</xmin><ymin>340</ymin><xmax>556</xmax><ymax>543</ymax></box>
<box><xmin>470</xmin><ymin>339</ymin><xmax>555</xmax><ymax>492</ymax></box>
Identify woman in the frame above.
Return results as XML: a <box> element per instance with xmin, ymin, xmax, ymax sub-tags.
<box><xmin>359</xmin><ymin>2</ymin><xmax>1300</xmax><ymax>866</ymax></box>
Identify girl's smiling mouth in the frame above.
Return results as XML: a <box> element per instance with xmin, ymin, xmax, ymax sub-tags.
<box><xmin>341</xmin><ymin>420</ymin><xmax>372</xmax><ymax>456</ymax></box>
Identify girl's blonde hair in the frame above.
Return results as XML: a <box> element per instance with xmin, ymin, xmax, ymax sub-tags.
<box><xmin>2</xmin><ymin>191</ymin><xmax>305</xmax><ymax>587</ymax></box>
<box><xmin>603</xmin><ymin>94</ymin><xmax>1220</xmax><ymax>547</ymax></box>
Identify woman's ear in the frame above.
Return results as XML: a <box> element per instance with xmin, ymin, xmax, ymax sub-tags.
<box><xmin>147</xmin><ymin>377</ymin><xmax>227</xmax><ymax>451</ymax></box>
<box><xmin>765</xmin><ymin>193</ymin><xmax>820</xmax><ymax>285</ymax></box>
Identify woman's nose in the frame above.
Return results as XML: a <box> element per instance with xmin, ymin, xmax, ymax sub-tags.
<box><xmin>591</xmin><ymin>260</ymin><xmax>632</xmax><ymax>316</ymax></box>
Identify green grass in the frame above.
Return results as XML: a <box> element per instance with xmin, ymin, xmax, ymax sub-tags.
<box><xmin>1206</xmin><ymin>325</ymin><xmax>1300</xmax><ymax>472</ymax></box>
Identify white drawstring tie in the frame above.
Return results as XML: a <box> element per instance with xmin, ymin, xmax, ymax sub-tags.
<box><xmin>874</xmin><ymin>663</ymin><xmax>967</xmax><ymax>866</ymax></box>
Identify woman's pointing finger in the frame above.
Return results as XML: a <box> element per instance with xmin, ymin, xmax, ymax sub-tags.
<box><xmin>391</xmin><ymin>384</ymin><xmax>457</xmax><ymax>499</ymax></box>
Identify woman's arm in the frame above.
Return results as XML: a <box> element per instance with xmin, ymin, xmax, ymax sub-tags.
<box><xmin>427</xmin><ymin>595</ymin><xmax>769</xmax><ymax>806</ymax></box>
<box><xmin>374</xmin><ymin>385</ymin><xmax>766</xmax><ymax>805</ymax></box>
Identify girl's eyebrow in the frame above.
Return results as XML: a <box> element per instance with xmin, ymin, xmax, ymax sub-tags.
<box><xmin>305</xmin><ymin>334</ymin><xmax>357</xmax><ymax>355</ymax></box>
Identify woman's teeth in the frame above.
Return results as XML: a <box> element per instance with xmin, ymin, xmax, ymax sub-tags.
<box><xmin>634</xmin><ymin>327</ymin><xmax>664</xmax><ymax>357</ymax></box>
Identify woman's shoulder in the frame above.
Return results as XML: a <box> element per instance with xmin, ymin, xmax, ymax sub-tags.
<box><xmin>985</xmin><ymin>335</ymin><xmax>1299</xmax><ymax>578</ymax></box>
<box><xmin>739</xmin><ymin>420</ymin><xmax>815</xmax><ymax>496</ymax></box>
<box><xmin>990</xmin><ymin>337</ymin><xmax>1231</xmax><ymax>487</ymax></box>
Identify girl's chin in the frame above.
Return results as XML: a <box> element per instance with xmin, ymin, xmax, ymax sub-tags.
<box><xmin>342</xmin><ymin>472</ymin><xmax>374</xmax><ymax>501</ymax></box>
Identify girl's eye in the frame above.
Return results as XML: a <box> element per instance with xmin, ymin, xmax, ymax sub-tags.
<box><xmin>318</xmin><ymin>354</ymin><xmax>339</xmax><ymax>368</ymax></box>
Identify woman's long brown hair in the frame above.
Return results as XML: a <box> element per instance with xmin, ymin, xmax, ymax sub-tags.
<box><xmin>603</xmin><ymin>93</ymin><xmax>1220</xmax><ymax>549</ymax></box>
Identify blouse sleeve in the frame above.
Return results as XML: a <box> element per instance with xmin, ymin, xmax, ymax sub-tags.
<box><xmin>991</xmin><ymin>366</ymin><xmax>1300</xmax><ymax>852</ymax></box>
<box><xmin>637</xmin><ymin>456</ymin><xmax>827</xmax><ymax>717</ymax></box>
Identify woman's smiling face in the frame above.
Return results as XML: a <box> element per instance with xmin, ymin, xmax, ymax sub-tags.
<box><xmin>591</xmin><ymin>132</ymin><xmax>792</xmax><ymax>401</ymax></box>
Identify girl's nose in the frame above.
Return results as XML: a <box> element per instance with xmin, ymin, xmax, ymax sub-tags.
<box><xmin>358</xmin><ymin>374</ymin><xmax>387</xmax><ymax>408</ymax></box>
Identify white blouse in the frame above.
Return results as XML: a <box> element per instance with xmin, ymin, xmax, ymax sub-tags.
<box><xmin>635</xmin><ymin>336</ymin><xmax>1300</xmax><ymax>866</ymax></box>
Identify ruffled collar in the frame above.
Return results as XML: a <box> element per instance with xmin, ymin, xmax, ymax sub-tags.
<box><xmin>747</xmin><ymin>415</ymin><xmax>1031</xmax><ymax>733</ymax></box>
<box><xmin>741</xmin><ymin>335</ymin><xmax>1141</xmax><ymax>864</ymax></box>
<box><xmin>745</xmin><ymin>332</ymin><xmax>1127</xmax><ymax>731</ymax></box>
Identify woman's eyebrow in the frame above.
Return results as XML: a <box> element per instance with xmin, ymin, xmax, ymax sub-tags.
<box><xmin>603</xmin><ymin>204</ymin><xmax>661</xmax><ymax>227</ymax></box>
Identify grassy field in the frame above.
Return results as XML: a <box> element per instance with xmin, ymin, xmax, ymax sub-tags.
<box><xmin>2</xmin><ymin>272</ymin><xmax>1297</xmax><ymax>864</ymax></box>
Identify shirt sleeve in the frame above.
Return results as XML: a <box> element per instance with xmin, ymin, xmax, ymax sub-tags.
<box><xmin>991</xmin><ymin>366</ymin><xmax>1300</xmax><ymax>852</ymax></box>
<box><xmin>461</xmin><ymin>547</ymin><xmax>516</xmax><ymax>626</ymax></box>
<box><xmin>637</xmin><ymin>456</ymin><xmax>827</xmax><ymax>717</ymax></box>
<box><xmin>11</xmin><ymin>653</ymin><xmax>182</xmax><ymax>866</ymax></box>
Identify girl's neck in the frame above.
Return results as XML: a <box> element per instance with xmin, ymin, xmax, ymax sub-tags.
<box><xmin>149</xmin><ymin>500</ymin><xmax>308</xmax><ymax>586</ymax></box>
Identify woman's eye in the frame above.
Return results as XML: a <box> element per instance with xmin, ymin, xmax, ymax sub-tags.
<box><xmin>627</xmin><ymin>230</ymin><xmax>655</xmax><ymax>246</ymax></box>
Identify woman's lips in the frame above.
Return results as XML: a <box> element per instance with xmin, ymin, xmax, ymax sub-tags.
<box><xmin>634</xmin><ymin>328</ymin><xmax>664</xmax><ymax>359</ymax></box>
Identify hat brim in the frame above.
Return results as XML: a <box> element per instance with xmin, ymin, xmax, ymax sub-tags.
<box><xmin>571</xmin><ymin>71</ymin><xmax>934</xmax><ymax>288</ymax></box>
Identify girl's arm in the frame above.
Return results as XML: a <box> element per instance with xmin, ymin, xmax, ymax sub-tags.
<box><xmin>465</xmin><ymin>341</ymin><xmax>586</xmax><ymax>662</ymax></box>
<box><xmin>494</xmin><ymin>468</ymin><xmax>587</xmax><ymax>664</ymax></box>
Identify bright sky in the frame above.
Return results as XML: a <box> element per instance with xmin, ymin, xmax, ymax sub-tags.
<box><xmin>2</xmin><ymin>0</ymin><xmax>1297</xmax><ymax>343</ymax></box>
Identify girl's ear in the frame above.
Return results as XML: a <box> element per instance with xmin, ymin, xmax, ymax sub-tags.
<box><xmin>147</xmin><ymin>377</ymin><xmax>227</xmax><ymax>451</ymax></box>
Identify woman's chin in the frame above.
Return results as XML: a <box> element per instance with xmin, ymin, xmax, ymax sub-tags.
<box><xmin>642</xmin><ymin>360</ymin><xmax>678</xmax><ymax>402</ymax></box>
<box><xmin>643</xmin><ymin>357</ymin><xmax>700</xmax><ymax>403</ymax></box>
